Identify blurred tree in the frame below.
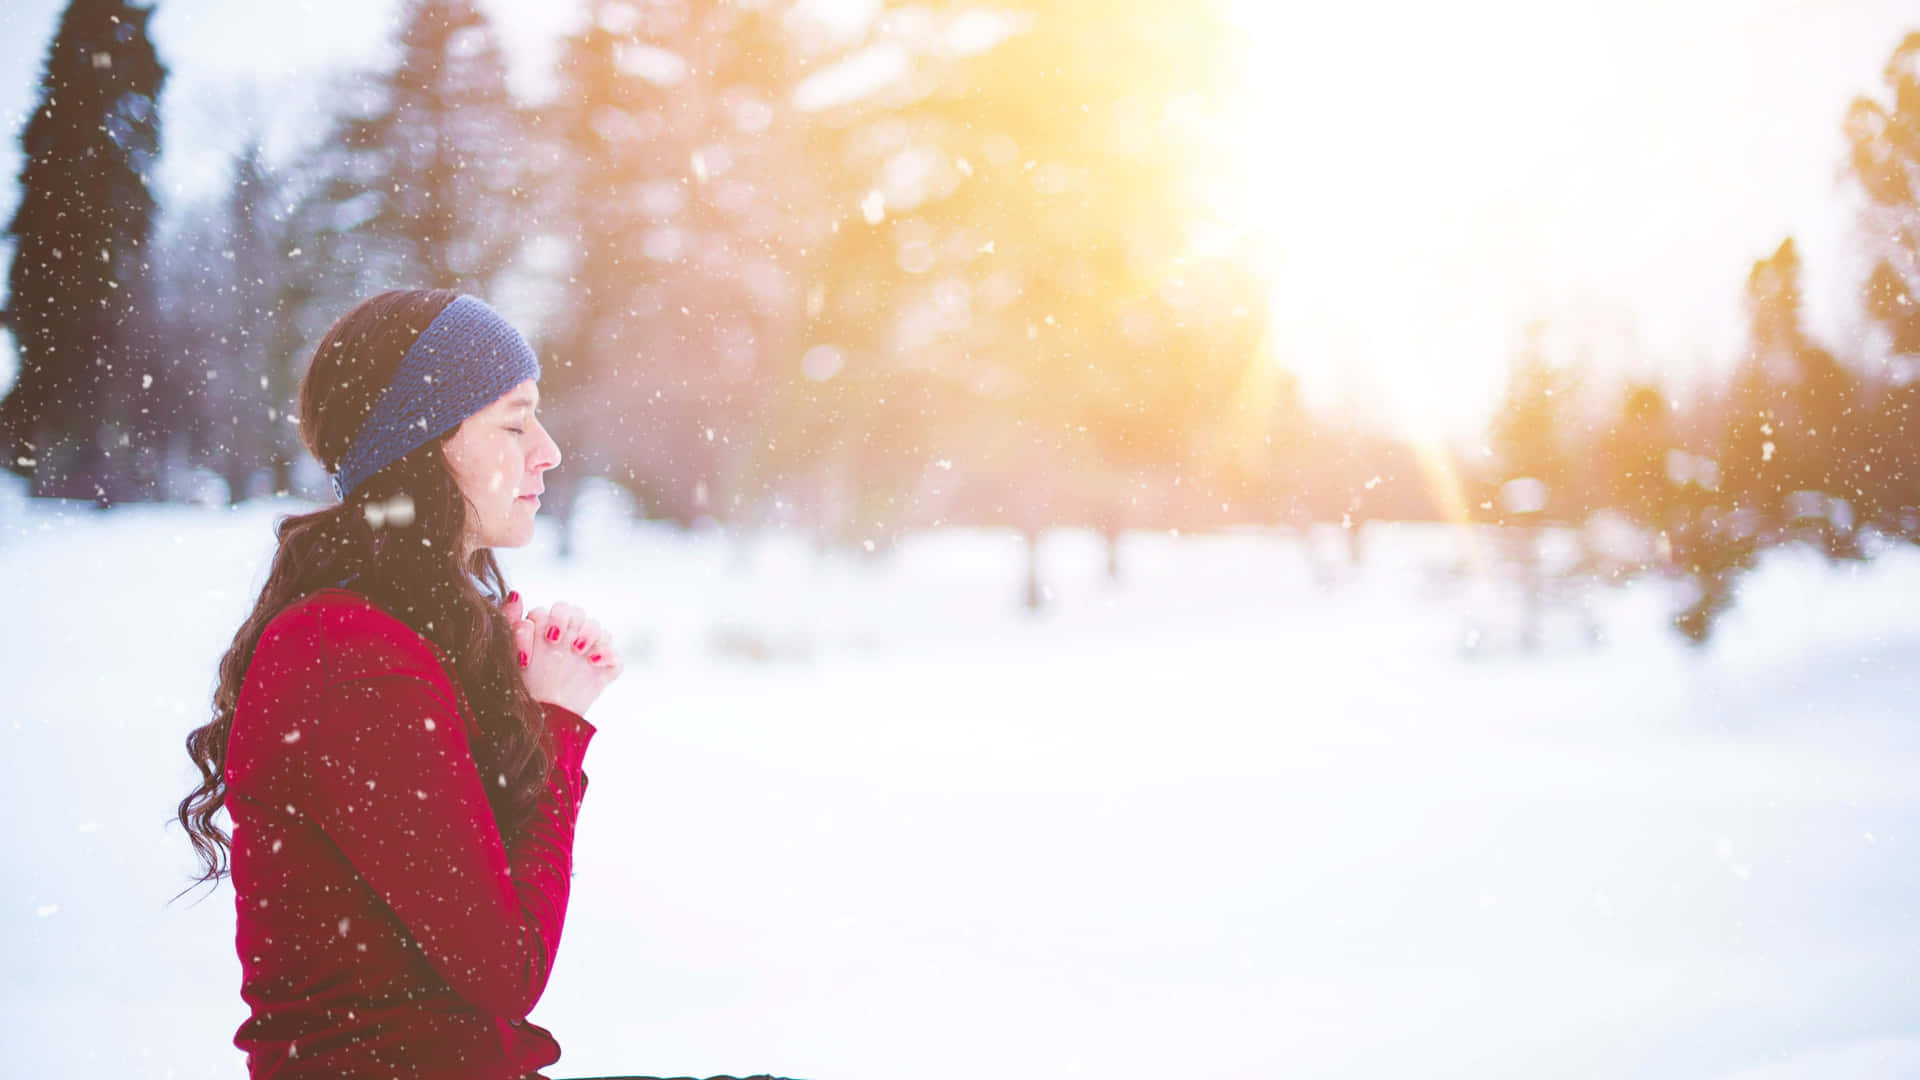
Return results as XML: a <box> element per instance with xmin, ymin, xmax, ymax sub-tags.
<box><xmin>380</xmin><ymin>0</ymin><xmax>531</xmax><ymax>292</ymax></box>
<box><xmin>1856</xmin><ymin>373</ymin><xmax>1920</xmax><ymax>539</ymax></box>
<box><xmin>151</xmin><ymin>195</ymin><xmax>226</xmax><ymax>490</ymax></box>
<box><xmin>202</xmin><ymin>141</ymin><xmax>307</xmax><ymax>498</ymax></box>
<box><xmin>290</xmin><ymin>0</ymin><xmax>531</xmax><ymax>299</ymax></box>
<box><xmin>152</xmin><ymin>140</ymin><xmax>275</xmax><ymax>503</ymax></box>
<box><xmin>527</xmin><ymin>2</ymin><xmax>666</xmax><ymax>542</ymax></box>
<box><xmin>216</xmin><ymin>141</ymin><xmax>290</xmax><ymax>500</ymax></box>
<box><xmin>1483</xmin><ymin>320</ymin><xmax>1584</xmax><ymax>650</ymax></box>
<box><xmin>1718</xmin><ymin>237</ymin><xmax>1863</xmax><ymax>549</ymax></box>
<box><xmin>1665</xmin><ymin>237</ymin><xmax>1869</xmax><ymax>646</ymax></box>
<box><xmin>1598</xmin><ymin>379</ymin><xmax>1681</xmax><ymax>534</ymax></box>
<box><xmin>1487</xmin><ymin>320</ymin><xmax>1576</xmax><ymax>522</ymax></box>
<box><xmin>1844</xmin><ymin>31</ymin><xmax>1920</xmax><ymax>357</ymax></box>
<box><xmin>535</xmin><ymin>0</ymin><xmax>829</xmax><ymax>538</ymax></box>
<box><xmin>801</xmin><ymin>0</ymin><xmax>1258</xmax><ymax>594</ymax></box>
<box><xmin>0</xmin><ymin>0</ymin><xmax>166</xmax><ymax>503</ymax></box>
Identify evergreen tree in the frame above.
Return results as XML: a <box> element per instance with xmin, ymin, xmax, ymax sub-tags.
<box><xmin>154</xmin><ymin>134</ymin><xmax>314</xmax><ymax>501</ymax></box>
<box><xmin>1857</xmin><ymin>374</ymin><xmax>1920</xmax><ymax>539</ymax></box>
<box><xmin>1481</xmin><ymin>320</ymin><xmax>1582</xmax><ymax>650</ymax></box>
<box><xmin>536</xmin><ymin>0</ymin><xmax>836</xmax><ymax>532</ymax></box>
<box><xmin>152</xmin><ymin>186</ymin><xmax>239</xmax><ymax>499</ymax></box>
<box><xmin>1844</xmin><ymin>32</ymin><xmax>1920</xmax><ymax>357</ymax></box>
<box><xmin>517</xmin><ymin>2</ymin><xmax>655</xmax><ymax>540</ymax></box>
<box><xmin>0</xmin><ymin>0</ymin><xmax>166</xmax><ymax>502</ymax></box>
<box><xmin>297</xmin><ymin>0</ymin><xmax>530</xmax><ymax>299</ymax></box>
<box><xmin>212</xmin><ymin>140</ymin><xmax>290</xmax><ymax>500</ymax></box>
<box><xmin>1599</xmin><ymin>380</ymin><xmax>1679</xmax><ymax>533</ymax></box>
<box><xmin>1718</xmin><ymin>238</ymin><xmax>1862</xmax><ymax>539</ymax></box>
<box><xmin>804</xmin><ymin>0</ymin><xmax>1249</xmax><ymax>555</ymax></box>
<box><xmin>380</xmin><ymin>0</ymin><xmax>529</xmax><ymax>292</ymax></box>
<box><xmin>1487</xmin><ymin>321</ymin><xmax>1576</xmax><ymax>522</ymax></box>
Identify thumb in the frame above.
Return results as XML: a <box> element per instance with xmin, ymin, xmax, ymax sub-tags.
<box><xmin>501</xmin><ymin>589</ymin><xmax>525</xmax><ymax>623</ymax></box>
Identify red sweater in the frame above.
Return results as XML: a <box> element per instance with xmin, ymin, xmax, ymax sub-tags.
<box><xmin>223</xmin><ymin>587</ymin><xmax>595</xmax><ymax>1080</ymax></box>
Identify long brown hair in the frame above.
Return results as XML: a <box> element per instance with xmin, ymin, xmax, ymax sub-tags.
<box><xmin>173</xmin><ymin>288</ymin><xmax>552</xmax><ymax>902</ymax></box>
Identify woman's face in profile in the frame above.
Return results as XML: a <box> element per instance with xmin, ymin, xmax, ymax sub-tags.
<box><xmin>442</xmin><ymin>378</ymin><xmax>561</xmax><ymax>553</ymax></box>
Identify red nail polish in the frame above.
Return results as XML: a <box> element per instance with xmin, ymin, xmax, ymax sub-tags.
<box><xmin>573</xmin><ymin>637</ymin><xmax>587</xmax><ymax>650</ymax></box>
<box><xmin>507</xmin><ymin>591</ymin><xmax>519</xmax><ymax>605</ymax></box>
<box><xmin>518</xmin><ymin>650</ymin><xmax>528</xmax><ymax>667</ymax></box>
<box><xmin>547</xmin><ymin>626</ymin><xmax>560</xmax><ymax>642</ymax></box>
<box><xmin>589</xmin><ymin>653</ymin><xmax>602</xmax><ymax>663</ymax></box>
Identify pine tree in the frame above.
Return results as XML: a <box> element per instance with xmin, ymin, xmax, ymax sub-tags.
<box><xmin>530</xmin><ymin>1</ymin><xmax>675</xmax><ymax>536</ymax></box>
<box><xmin>1600</xmin><ymin>380</ymin><xmax>1679</xmax><ymax>533</ymax></box>
<box><xmin>1718</xmin><ymin>237</ymin><xmax>1861</xmax><ymax>537</ymax></box>
<box><xmin>803</xmin><ymin>0</ymin><xmax>1248</xmax><ymax>555</ymax></box>
<box><xmin>214</xmin><ymin>140</ymin><xmax>286</xmax><ymax>501</ymax></box>
<box><xmin>539</xmin><ymin>0</ymin><xmax>829</xmax><ymax>531</ymax></box>
<box><xmin>1487</xmin><ymin>321</ymin><xmax>1575</xmax><ymax>521</ymax></box>
<box><xmin>378</xmin><ymin>0</ymin><xmax>529</xmax><ymax>292</ymax></box>
<box><xmin>0</xmin><ymin>0</ymin><xmax>166</xmax><ymax>502</ymax></box>
<box><xmin>1844</xmin><ymin>32</ymin><xmax>1920</xmax><ymax>357</ymax></box>
<box><xmin>296</xmin><ymin>0</ymin><xmax>530</xmax><ymax>299</ymax></box>
<box><xmin>1858</xmin><ymin>374</ymin><xmax>1920</xmax><ymax>539</ymax></box>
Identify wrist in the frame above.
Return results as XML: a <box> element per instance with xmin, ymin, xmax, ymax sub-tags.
<box><xmin>540</xmin><ymin>698</ymin><xmax>589</xmax><ymax>720</ymax></box>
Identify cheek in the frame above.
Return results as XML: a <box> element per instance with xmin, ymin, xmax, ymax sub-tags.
<box><xmin>482</xmin><ymin>446</ymin><xmax>520</xmax><ymax>495</ymax></box>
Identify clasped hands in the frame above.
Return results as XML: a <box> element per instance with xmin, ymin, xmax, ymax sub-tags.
<box><xmin>501</xmin><ymin>591</ymin><xmax>622</xmax><ymax>718</ymax></box>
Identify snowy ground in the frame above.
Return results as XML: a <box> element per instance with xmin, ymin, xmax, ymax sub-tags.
<box><xmin>5</xmin><ymin>487</ymin><xmax>1920</xmax><ymax>1079</ymax></box>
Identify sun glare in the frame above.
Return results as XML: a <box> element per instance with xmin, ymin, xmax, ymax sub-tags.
<box><xmin>1216</xmin><ymin>0</ymin><xmax>1598</xmax><ymax>443</ymax></box>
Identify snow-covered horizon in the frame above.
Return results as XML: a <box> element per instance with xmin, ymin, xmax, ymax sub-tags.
<box><xmin>6</xmin><ymin>490</ymin><xmax>1920</xmax><ymax>1077</ymax></box>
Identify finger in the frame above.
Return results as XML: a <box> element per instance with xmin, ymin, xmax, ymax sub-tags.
<box><xmin>501</xmin><ymin>589</ymin><xmax>525</xmax><ymax>624</ymax></box>
<box><xmin>544</xmin><ymin>602</ymin><xmax>581</xmax><ymax>647</ymax></box>
<box><xmin>570</xmin><ymin>618</ymin><xmax>606</xmax><ymax>655</ymax></box>
<box><xmin>512</xmin><ymin>618</ymin><xmax>536</xmax><ymax>668</ymax></box>
<box><xmin>526</xmin><ymin>607</ymin><xmax>560</xmax><ymax>645</ymax></box>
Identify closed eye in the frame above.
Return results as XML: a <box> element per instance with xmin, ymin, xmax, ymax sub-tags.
<box><xmin>506</xmin><ymin>427</ymin><xmax>525</xmax><ymax>435</ymax></box>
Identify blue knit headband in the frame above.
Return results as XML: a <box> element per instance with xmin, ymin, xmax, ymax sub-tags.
<box><xmin>331</xmin><ymin>295</ymin><xmax>541</xmax><ymax>501</ymax></box>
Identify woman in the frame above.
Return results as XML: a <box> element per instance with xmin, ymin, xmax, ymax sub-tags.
<box><xmin>176</xmin><ymin>288</ymin><xmax>624</xmax><ymax>1079</ymax></box>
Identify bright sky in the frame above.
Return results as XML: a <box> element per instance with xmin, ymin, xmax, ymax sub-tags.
<box><xmin>1221</xmin><ymin>0</ymin><xmax>1916</xmax><ymax>438</ymax></box>
<box><xmin>0</xmin><ymin>0</ymin><xmax>1914</xmax><ymax>440</ymax></box>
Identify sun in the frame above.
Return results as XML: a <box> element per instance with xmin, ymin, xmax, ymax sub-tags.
<box><xmin>1207</xmin><ymin>0</ymin><xmax>1562</xmax><ymax>444</ymax></box>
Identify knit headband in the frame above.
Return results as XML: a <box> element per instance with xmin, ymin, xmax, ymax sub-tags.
<box><xmin>331</xmin><ymin>295</ymin><xmax>541</xmax><ymax>501</ymax></box>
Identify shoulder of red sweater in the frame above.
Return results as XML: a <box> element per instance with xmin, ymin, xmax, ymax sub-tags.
<box><xmin>256</xmin><ymin>587</ymin><xmax>449</xmax><ymax>689</ymax></box>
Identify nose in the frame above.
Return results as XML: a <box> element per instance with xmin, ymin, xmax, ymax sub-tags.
<box><xmin>530</xmin><ymin>418</ymin><xmax>561</xmax><ymax>474</ymax></box>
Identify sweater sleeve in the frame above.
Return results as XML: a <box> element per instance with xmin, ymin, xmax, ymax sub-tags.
<box><xmin>284</xmin><ymin>672</ymin><xmax>596</xmax><ymax>1019</ymax></box>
